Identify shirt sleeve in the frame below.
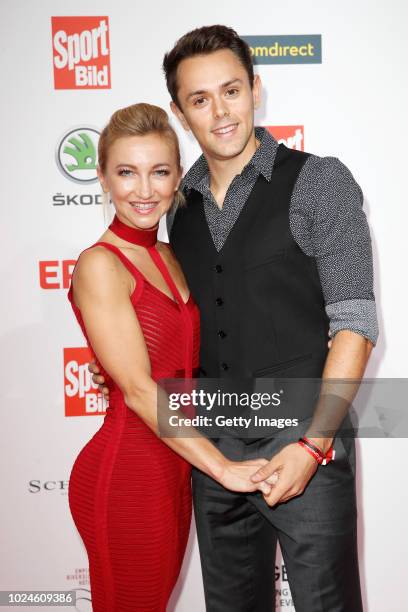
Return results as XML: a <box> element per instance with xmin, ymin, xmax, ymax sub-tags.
<box><xmin>290</xmin><ymin>154</ymin><xmax>379</xmax><ymax>345</ymax></box>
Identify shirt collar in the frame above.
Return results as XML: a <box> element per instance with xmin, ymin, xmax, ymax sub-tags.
<box><xmin>182</xmin><ymin>127</ymin><xmax>279</xmax><ymax>193</ymax></box>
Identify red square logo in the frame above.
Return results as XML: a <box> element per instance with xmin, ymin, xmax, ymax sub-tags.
<box><xmin>52</xmin><ymin>17</ymin><xmax>111</xmax><ymax>89</ymax></box>
<box><xmin>64</xmin><ymin>347</ymin><xmax>107</xmax><ymax>416</ymax></box>
<box><xmin>266</xmin><ymin>126</ymin><xmax>304</xmax><ymax>150</ymax></box>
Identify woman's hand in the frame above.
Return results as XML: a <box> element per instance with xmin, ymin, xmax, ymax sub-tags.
<box><xmin>218</xmin><ymin>459</ymin><xmax>277</xmax><ymax>495</ymax></box>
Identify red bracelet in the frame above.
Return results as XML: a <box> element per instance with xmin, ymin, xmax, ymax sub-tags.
<box><xmin>297</xmin><ymin>437</ymin><xmax>335</xmax><ymax>465</ymax></box>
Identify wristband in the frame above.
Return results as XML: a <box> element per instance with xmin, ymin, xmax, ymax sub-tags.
<box><xmin>297</xmin><ymin>437</ymin><xmax>335</xmax><ymax>465</ymax></box>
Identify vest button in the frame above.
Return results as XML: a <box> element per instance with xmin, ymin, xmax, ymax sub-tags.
<box><xmin>221</xmin><ymin>362</ymin><xmax>229</xmax><ymax>371</ymax></box>
<box><xmin>218</xmin><ymin>330</ymin><xmax>227</xmax><ymax>339</ymax></box>
<box><xmin>215</xmin><ymin>297</ymin><xmax>224</xmax><ymax>306</ymax></box>
<box><xmin>214</xmin><ymin>264</ymin><xmax>223</xmax><ymax>273</ymax></box>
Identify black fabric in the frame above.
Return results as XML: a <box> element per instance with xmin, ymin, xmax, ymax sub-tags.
<box><xmin>170</xmin><ymin>143</ymin><xmax>362</xmax><ymax>610</ymax></box>
<box><xmin>192</xmin><ymin>436</ymin><xmax>362</xmax><ymax>612</ymax></box>
<box><xmin>170</xmin><ymin>144</ymin><xmax>330</xmax><ymax>380</ymax></box>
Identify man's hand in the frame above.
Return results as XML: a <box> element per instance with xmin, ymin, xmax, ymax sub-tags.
<box><xmin>250</xmin><ymin>443</ymin><xmax>318</xmax><ymax>507</ymax></box>
<box><xmin>88</xmin><ymin>360</ymin><xmax>110</xmax><ymax>397</ymax></box>
<box><xmin>218</xmin><ymin>459</ymin><xmax>276</xmax><ymax>495</ymax></box>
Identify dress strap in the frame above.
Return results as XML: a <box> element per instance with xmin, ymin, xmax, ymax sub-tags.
<box><xmin>147</xmin><ymin>246</ymin><xmax>187</xmax><ymax>308</ymax></box>
<box><xmin>92</xmin><ymin>241</ymin><xmax>145</xmax><ymax>283</ymax></box>
<box><xmin>147</xmin><ymin>246</ymin><xmax>194</xmax><ymax>377</ymax></box>
<box><xmin>68</xmin><ymin>241</ymin><xmax>145</xmax><ymax>306</ymax></box>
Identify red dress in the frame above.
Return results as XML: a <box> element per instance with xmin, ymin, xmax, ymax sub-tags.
<box><xmin>67</xmin><ymin>241</ymin><xmax>200</xmax><ymax>611</ymax></box>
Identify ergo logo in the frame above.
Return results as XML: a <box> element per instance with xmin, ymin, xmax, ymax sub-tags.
<box><xmin>52</xmin><ymin>17</ymin><xmax>111</xmax><ymax>89</ymax></box>
<box><xmin>266</xmin><ymin>126</ymin><xmax>304</xmax><ymax>151</ymax></box>
<box><xmin>39</xmin><ymin>260</ymin><xmax>76</xmax><ymax>289</ymax></box>
<box><xmin>64</xmin><ymin>348</ymin><xmax>107</xmax><ymax>416</ymax></box>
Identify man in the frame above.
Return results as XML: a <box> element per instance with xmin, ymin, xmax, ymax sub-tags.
<box><xmin>92</xmin><ymin>25</ymin><xmax>377</xmax><ymax>611</ymax></box>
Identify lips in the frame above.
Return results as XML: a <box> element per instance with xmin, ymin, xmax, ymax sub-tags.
<box><xmin>212</xmin><ymin>123</ymin><xmax>238</xmax><ymax>136</ymax></box>
<box><xmin>129</xmin><ymin>201</ymin><xmax>159</xmax><ymax>214</ymax></box>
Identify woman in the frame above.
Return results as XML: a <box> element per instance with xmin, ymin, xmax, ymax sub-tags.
<box><xmin>67</xmin><ymin>103</ymin><xmax>271</xmax><ymax>611</ymax></box>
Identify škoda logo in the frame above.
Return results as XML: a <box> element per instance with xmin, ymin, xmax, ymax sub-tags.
<box><xmin>56</xmin><ymin>127</ymin><xmax>100</xmax><ymax>184</ymax></box>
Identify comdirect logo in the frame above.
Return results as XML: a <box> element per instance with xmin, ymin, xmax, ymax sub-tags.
<box><xmin>64</xmin><ymin>347</ymin><xmax>107</xmax><ymax>416</ymax></box>
<box><xmin>52</xmin><ymin>16</ymin><xmax>111</xmax><ymax>89</ymax></box>
<box><xmin>56</xmin><ymin>127</ymin><xmax>100</xmax><ymax>184</ymax></box>
<box><xmin>243</xmin><ymin>35</ymin><xmax>322</xmax><ymax>64</ymax></box>
<box><xmin>266</xmin><ymin>126</ymin><xmax>304</xmax><ymax>151</ymax></box>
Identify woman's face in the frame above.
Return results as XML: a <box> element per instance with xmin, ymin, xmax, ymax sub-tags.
<box><xmin>98</xmin><ymin>133</ymin><xmax>182</xmax><ymax>231</ymax></box>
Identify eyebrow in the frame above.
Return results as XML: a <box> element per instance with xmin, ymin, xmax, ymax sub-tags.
<box><xmin>186</xmin><ymin>78</ymin><xmax>243</xmax><ymax>101</ymax></box>
<box><xmin>114</xmin><ymin>163</ymin><xmax>171</xmax><ymax>169</ymax></box>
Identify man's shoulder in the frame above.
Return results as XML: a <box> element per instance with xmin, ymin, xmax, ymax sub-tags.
<box><xmin>181</xmin><ymin>153</ymin><xmax>208</xmax><ymax>193</ymax></box>
<box><xmin>296</xmin><ymin>151</ymin><xmax>357</xmax><ymax>181</ymax></box>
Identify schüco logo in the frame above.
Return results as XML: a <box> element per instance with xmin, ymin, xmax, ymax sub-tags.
<box><xmin>51</xmin><ymin>16</ymin><xmax>111</xmax><ymax>89</ymax></box>
<box><xmin>56</xmin><ymin>127</ymin><xmax>100</xmax><ymax>184</ymax></box>
<box><xmin>243</xmin><ymin>35</ymin><xmax>322</xmax><ymax>65</ymax></box>
<box><xmin>64</xmin><ymin>347</ymin><xmax>107</xmax><ymax>417</ymax></box>
<box><xmin>28</xmin><ymin>480</ymin><xmax>69</xmax><ymax>494</ymax></box>
<box><xmin>266</xmin><ymin>126</ymin><xmax>304</xmax><ymax>151</ymax></box>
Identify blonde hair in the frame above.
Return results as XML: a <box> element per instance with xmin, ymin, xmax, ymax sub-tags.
<box><xmin>98</xmin><ymin>103</ymin><xmax>185</xmax><ymax>218</ymax></box>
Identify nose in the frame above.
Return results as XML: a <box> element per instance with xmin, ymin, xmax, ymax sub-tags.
<box><xmin>136</xmin><ymin>175</ymin><xmax>154</xmax><ymax>200</ymax></box>
<box><xmin>213</xmin><ymin>95</ymin><xmax>230</xmax><ymax>120</ymax></box>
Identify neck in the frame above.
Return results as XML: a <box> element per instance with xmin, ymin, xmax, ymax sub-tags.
<box><xmin>205</xmin><ymin>130</ymin><xmax>259</xmax><ymax>194</ymax></box>
<box><xmin>108</xmin><ymin>214</ymin><xmax>158</xmax><ymax>247</ymax></box>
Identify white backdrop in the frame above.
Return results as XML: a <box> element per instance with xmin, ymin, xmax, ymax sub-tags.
<box><xmin>1</xmin><ymin>1</ymin><xmax>407</xmax><ymax>610</ymax></box>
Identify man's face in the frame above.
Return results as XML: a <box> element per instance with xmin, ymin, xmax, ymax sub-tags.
<box><xmin>171</xmin><ymin>49</ymin><xmax>261</xmax><ymax>162</ymax></box>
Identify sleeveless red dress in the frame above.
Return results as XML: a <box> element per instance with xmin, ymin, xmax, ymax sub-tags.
<box><xmin>67</xmin><ymin>241</ymin><xmax>200</xmax><ymax>611</ymax></box>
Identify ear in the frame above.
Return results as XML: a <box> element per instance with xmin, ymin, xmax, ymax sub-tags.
<box><xmin>97</xmin><ymin>166</ymin><xmax>109</xmax><ymax>193</ymax></box>
<box><xmin>252</xmin><ymin>74</ymin><xmax>262</xmax><ymax>110</ymax></box>
<box><xmin>170</xmin><ymin>101</ymin><xmax>190</xmax><ymax>132</ymax></box>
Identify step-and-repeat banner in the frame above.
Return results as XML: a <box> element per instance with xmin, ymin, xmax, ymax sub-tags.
<box><xmin>1</xmin><ymin>1</ymin><xmax>407</xmax><ymax>610</ymax></box>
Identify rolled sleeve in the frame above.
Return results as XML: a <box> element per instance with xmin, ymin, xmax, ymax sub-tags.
<box><xmin>291</xmin><ymin>155</ymin><xmax>379</xmax><ymax>345</ymax></box>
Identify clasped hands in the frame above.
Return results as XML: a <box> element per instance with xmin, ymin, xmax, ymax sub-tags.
<box><xmin>89</xmin><ymin>362</ymin><xmax>319</xmax><ymax>506</ymax></box>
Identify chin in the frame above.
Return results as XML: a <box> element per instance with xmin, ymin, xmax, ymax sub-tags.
<box><xmin>135</xmin><ymin>216</ymin><xmax>160</xmax><ymax>230</ymax></box>
<box><xmin>124</xmin><ymin>211</ymin><xmax>160</xmax><ymax>230</ymax></box>
<box><xmin>214</xmin><ymin>140</ymin><xmax>248</xmax><ymax>160</ymax></box>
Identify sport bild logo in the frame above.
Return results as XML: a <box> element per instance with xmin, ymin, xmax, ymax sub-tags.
<box><xmin>56</xmin><ymin>127</ymin><xmax>100</xmax><ymax>184</ymax></box>
<box><xmin>52</xmin><ymin>16</ymin><xmax>111</xmax><ymax>89</ymax></box>
<box><xmin>64</xmin><ymin>348</ymin><xmax>107</xmax><ymax>416</ymax></box>
<box><xmin>266</xmin><ymin>126</ymin><xmax>304</xmax><ymax>151</ymax></box>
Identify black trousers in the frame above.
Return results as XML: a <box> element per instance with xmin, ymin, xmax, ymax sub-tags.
<box><xmin>192</xmin><ymin>434</ymin><xmax>363</xmax><ymax>612</ymax></box>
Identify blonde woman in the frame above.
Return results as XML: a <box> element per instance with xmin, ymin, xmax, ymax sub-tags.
<box><xmin>67</xmin><ymin>103</ymin><xmax>271</xmax><ymax>611</ymax></box>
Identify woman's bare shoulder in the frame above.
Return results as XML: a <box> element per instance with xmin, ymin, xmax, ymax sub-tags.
<box><xmin>73</xmin><ymin>245</ymin><xmax>125</xmax><ymax>293</ymax></box>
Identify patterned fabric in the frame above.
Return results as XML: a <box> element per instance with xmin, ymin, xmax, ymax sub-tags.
<box><xmin>167</xmin><ymin>127</ymin><xmax>379</xmax><ymax>345</ymax></box>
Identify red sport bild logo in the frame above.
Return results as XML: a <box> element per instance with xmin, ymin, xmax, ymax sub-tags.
<box><xmin>266</xmin><ymin>126</ymin><xmax>304</xmax><ymax>151</ymax></box>
<box><xmin>51</xmin><ymin>16</ymin><xmax>111</xmax><ymax>89</ymax></box>
<box><xmin>64</xmin><ymin>348</ymin><xmax>108</xmax><ymax>416</ymax></box>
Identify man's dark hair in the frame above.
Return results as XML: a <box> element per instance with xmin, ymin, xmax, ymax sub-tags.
<box><xmin>163</xmin><ymin>25</ymin><xmax>254</xmax><ymax>108</ymax></box>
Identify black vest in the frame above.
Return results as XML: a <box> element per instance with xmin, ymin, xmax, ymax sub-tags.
<box><xmin>170</xmin><ymin>144</ymin><xmax>329</xmax><ymax>380</ymax></box>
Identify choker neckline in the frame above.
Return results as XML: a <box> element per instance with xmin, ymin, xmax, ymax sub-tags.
<box><xmin>108</xmin><ymin>215</ymin><xmax>158</xmax><ymax>247</ymax></box>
